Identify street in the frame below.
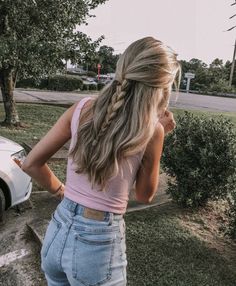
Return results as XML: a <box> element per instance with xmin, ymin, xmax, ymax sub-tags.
<box><xmin>10</xmin><ymin>89</ymin><xmax>236</xmax><ymax>113</ymax></box>
<box><xmin>170</xmin><ymin>91</ymin><xmax>236</xmax><ymax>113</ymax></box>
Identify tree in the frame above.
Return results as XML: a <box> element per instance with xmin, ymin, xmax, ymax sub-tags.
<box><xmin>97</xmin><ymin>45</ymin><xmax>119</xmax><ymax>74</ymax></box>
<box><xmin>83</xmin><ymin>45</ymin><xmax>119</xmax><ymax>74</ymax></box>
<box><xmin>0</xmin><ymin>0</ymin><xmax>107</xmax><ymax>126</ymax></box>
<box><xmin>208</xmin><ymin>58</ymin><xmax>226</xmax><ymax>83</ymax></box>
<box><xmin>225</xmin><ymin>60</ymin><xmax>236</xmax><ymax>86</ymax></box>
<box><xmin>180</xmin><ymin>58</ymin><xmax>209</xmax><ymax>91</ymax></box>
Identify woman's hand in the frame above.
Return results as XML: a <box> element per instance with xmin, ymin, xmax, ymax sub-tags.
<box><xmin>158</xmin><ymin>110</ymin><xmax>176</xmax><ymax>135</ymax></box>
<box><xmin>52</xmin><ymin>183</ymin><xmax>65</xmax><ymax>200</ymax></box>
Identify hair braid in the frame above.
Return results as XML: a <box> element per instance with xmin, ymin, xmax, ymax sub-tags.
<box><xmin>92</xmin><ymin>80</ymin><xmax>129</xmax><ymax>146</ymax></box>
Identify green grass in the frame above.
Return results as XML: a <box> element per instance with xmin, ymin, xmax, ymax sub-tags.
<box><xmin>0</xmin><ymin>103</ymin><xmax>67</xmax><ymax>144</ymax></box>
<box><xmin>1</xmin><ymin>103</ymin><xmax>236</xmax><ymax>285</ymax></box>
<box><xmin>172</xmin><ymin>108</ymin><xmax>236</xmax><ymax>128</ymax></box>
<box><xmin>126</xmin><ymin>204</ymin><xmax>236</xmax><ymax>286</ymax></box>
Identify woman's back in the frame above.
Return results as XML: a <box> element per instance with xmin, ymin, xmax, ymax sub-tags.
<box><xmin>64</xmin><ymin>97</ymin><xmax>144</xmax><ymax>214</ymax></box>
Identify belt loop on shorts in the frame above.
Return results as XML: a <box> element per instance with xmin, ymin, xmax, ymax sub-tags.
<box><xmin>61</xmin><ymin>197</ymin><xmax>79</xmax><ymax>214</ymax></box>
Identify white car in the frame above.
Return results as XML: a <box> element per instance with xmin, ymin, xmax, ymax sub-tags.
<box><xmin>0</xmin><ymin>136</ymin><xmax>32</xmax><ymax>217</ymax></box>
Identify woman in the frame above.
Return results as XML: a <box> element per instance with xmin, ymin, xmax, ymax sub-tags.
<box><xmin>22</xmin><ymin>37</ymin><xmax>180</xmax><ymax>286</ymax></box>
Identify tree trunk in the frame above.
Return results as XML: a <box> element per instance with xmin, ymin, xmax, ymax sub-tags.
<box><xmin>0</xmin><ymin>69</ymin><xmax>20</xmax><ymax>127</ymax></box>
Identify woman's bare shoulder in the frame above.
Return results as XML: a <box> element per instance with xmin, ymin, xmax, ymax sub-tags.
<box><xmin>67</xmin><ymin>98</ymin><xmax>94</xmax><ymax>123</ymax></box>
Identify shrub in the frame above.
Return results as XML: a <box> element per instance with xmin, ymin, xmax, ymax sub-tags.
<box><xmin>209</xmin><ymin>79</ymin><xmax>236</xmax><ymax>94</ymax></box>
<box><xmin>97</xmin><ymin>82</ymin><xmax>105</xmax><ymax>90</ymax></box>
<box><xmin>47</xmin><ymin>74</ymin><xmax>83</xmax><ymax>91</ymax></box>
<box><xmin>16</xmin><ymin>74</ymin><xmax>83</xmax><ymax>91</ymax></box>
<box><xmin>38</xmin><ymin>78</ymin><xmax>49</xmax><ymax>89</ymax></box>
<box><xmin>82</xmin><ymin>83</ymin><xmax>97</xmax><ymax>91</ymax></box>
<box><xmin>226</xmin><ymin>191</ymin><xmax>236</xmax><ymax>239</ymax></box>
<box><xmin>162</xmin><ymin>112</ymin><xmax>236</xmax><ymax>208</ymax></box>
<box><xmin>225</xmin><ymin>183</ymin><xmax>236</xmax><ymax>239</ymax></box>
<box><xmin>86</xmin><ymin>71</ymin><xmax>97</xmax><ymax>78</ymax></box>
<box><xmin>193</xmin><ymin>83</ymin><xmax>208</xmax><ymax>92</ymax></box>
<box><xmin>88</xmin><ymin>84</ymin><xmax>97</xmax><ymax>91</ymax></box>
<box><xmin>16</xmin><ymin>77</ymin><xmax>40</xmax><ymax>89</ymax></box>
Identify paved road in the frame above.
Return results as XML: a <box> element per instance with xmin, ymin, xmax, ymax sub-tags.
<box><xmin>170</xmin><ymin>92</ymin><xmax>236</xmax><ymax>113</ymax></box>
<box><xmin>9</xmin><ymin>89</ymin><xmax>236</xmax><ymax>113</ymax></box>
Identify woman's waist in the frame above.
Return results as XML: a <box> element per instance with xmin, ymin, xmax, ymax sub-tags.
<box><xmin>54</xmin><ymin>197</ymin><xmax>123</xmax><ymax>233</ymax></box>
<box><xmin>63</xmin><ymin>196</ymin><xmax>123</xmax><ymax>217</ymax></box>
<box><xmin>64</xmin><ymin>185</ymin><xmax>128</xmax><ymax>214</ymax></box>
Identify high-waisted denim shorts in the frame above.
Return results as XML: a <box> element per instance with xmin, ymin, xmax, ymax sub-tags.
<box><xmin>41</xmin><ymin>197</ymin><xmax>127</xmax><ymax>286</ymax></box>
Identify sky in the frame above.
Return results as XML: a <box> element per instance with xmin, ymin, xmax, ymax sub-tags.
<box><xmin>79</xmin><ymin>0</ymin><xmax>236</xmax><ymax>65</ymax></box>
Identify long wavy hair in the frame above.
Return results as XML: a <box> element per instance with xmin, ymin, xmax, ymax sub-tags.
<box><xmin>69</xmin><ymin>37</ymin><xmax>181</xmax><ymax>189</ymax></box>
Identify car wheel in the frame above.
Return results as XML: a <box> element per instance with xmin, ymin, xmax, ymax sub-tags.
<box><xmin>0</xmin><ymin>187</ymin><xmax>6</xmax><ymax>222</ymax></box>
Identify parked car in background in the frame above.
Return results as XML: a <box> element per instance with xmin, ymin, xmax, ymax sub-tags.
<box><xmin>0</xmin><ymin>136</ymin><xmax>32</xmax><ymax>219</ymax></box>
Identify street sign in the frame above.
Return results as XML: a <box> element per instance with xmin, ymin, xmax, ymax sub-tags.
<box><xmin>184</xmin><ymin>72</ymin><xmax>195</xmax><ymax>93</ymax></box>
<box><xmin>184</xmin><ymin>72</ymin><xmax>195</xmax><ymax>79</ymax></box>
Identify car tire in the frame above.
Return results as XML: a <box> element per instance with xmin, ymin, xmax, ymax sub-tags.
<box><xmin>0</xmin><ymin>187</ymin><xmax>6</xmax><ymax>222</ymax></box>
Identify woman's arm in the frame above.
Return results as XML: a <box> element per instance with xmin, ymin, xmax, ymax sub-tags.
<box><xmin>135</xmin><ymin>110</ymin><xmax>176</xmax><ymax>203</ymax></box>
<box><xmin>21</xmin><ymin>102</ymin><xmax>78</xmax><ymax>195</ymax></box>
<box><xmin>135</xmin><ymin>122</ymin><xmax>165</xmax><ymax>203</ymax></box>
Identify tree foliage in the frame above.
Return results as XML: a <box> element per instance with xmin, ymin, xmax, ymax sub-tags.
<box><xmin>180</xmin><ymin>58</ymin><xmax>236</xmax><ymax>92</ymax></box>
<box><xmin>83</xmin><ymin>45</ymin><xmax>119</xmax><ymax>74</ymax></box>
<box><xmin>0</xmin><ymin>0</ymin><xmax>108</xmax><ymax>125</ymax></box>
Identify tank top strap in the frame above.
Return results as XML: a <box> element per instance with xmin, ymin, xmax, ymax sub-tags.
<box><xmin>71</xmin><ymin>96</ymin><xmax>93</xmax><ymax>134</ymax></box>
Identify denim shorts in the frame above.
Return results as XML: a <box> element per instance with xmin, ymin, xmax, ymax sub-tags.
<box><xmin>41</xmin><ymin>197</ymin><xmax>127</xmax><ymax>286</ymax></box>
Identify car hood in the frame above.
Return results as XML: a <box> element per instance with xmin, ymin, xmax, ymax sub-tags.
<box><xmin>0</xmin><ymin>136</ymin><xmax>23</xmax><ymax>153</ymax></box>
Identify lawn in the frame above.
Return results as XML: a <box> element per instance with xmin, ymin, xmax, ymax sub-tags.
<box><xmin>1</xmin><ymin>103</ymin><xmax>236</xmax><ymax>285</ymax></box>
<box><xmin>126</xmin><ymin>203</ymin><xmax>236</xmax><ymax>286</ymax></box>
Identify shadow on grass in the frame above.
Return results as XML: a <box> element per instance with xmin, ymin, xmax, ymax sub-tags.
<box><xmin>126</xmin><ymin>203</ymin><xmax>236</xmax><ymax>286</ymax></box>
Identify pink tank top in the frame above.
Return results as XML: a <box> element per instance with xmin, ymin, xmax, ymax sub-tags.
<box><xmin>64</xmin><ymin>97</ymin><xmax>144</xmax><ymax>214</ymax></box>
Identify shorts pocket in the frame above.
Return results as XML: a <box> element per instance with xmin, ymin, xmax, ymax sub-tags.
<box><xmin>41</xmin><ymin>212</ymin><xmax>62</xmax><ymax>258</ymax></box>
<box><xmin>72</xmin><ymin>231</ymin><xmax>116</xmax><ymax>286</ymax></box>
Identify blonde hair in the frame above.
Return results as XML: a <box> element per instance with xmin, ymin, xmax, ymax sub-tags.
<box><xmin>69</xmin><ymin>37</ymin><xmax>181</xmax><ymax>189</ymax></box>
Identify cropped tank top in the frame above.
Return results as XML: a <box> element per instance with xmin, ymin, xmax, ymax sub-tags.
<box><xmin>64</xmin><ymin>97</ymin><xmax>144</xmax><ymax>214</ymax></box>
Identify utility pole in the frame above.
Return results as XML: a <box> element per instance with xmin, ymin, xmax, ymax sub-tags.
<box><xmin>229</xmin><ymin>39</ymin><xmax>236</xmax><ymax>86</ymax></box>
<box><xmin>228</xmin><ymin>1</ymin><xmax>236</xmax><ymax>86</ymax></box>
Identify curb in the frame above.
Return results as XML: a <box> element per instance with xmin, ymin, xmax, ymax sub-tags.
<box><xmin>126</xmin><ymin>198</ymin><xmax>171</xmax><ymax>213</ymax></box>
<box><xmin>26</xmin><ymin>219</ymin><xmax>49</xmax><ymax>246</ymax></box>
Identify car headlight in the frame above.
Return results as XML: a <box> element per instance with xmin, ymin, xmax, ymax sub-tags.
<box><xmin>11</xmin><ymin>149</ymin><xmax>27</xmax><ymax>167</ymax></box>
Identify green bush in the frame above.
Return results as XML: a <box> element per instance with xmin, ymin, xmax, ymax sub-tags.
<box><xmin>16</xmin><ymin>74</ymin><xmax>83</xmax><ymax>91</ymax></box>
<box><xmin>225</xmin><ymin>190</ymin><xmax>236</xmax><ymax>239</ymax></box>
<box><xmin>209</xmin><ymin>79</ymin><xmax>236</xmax><ymax>94</ymax></box>
<box><xmin>38</xmin><ymin>78</ymin><xmax>49</xmax><ymax>89</ymax></box>
<box><xmin>162</xmin><ymin>112</ymin><xmax>236</xmax><ymax>208</ymax></box>
<box><xmin>82</xmin><ymin>83</ymin><xmax>97</xmax><ymax>91</ymax></box>
<box><xmin>47</xmin><ymin>74</ymin><xmax>83</xmax><ymax>91</ymax></box>
<box><xmin>193</xmin><ymin>83</ymin><xmax>208</xmax><ymax>92</ymax></box>
<box><xmin>86</xmin><ymin>71</ymin><xmax>97</xmax><ymax>78</ymax></box>
<box><xmin>97</xmin><ymin>82</ymin><xmax>105</xmax><ymax>90</ymax></box>
<box><xmin>16</xmin><ymin>77</ymin><xmax>40</xmax><ymax>89</ymax></box>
